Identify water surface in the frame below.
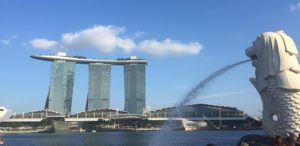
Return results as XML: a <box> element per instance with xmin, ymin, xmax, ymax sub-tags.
<box><xmin>2</xmin><ymin>130</ymin><xmax>263</xmax><ymax>146</ymax></box>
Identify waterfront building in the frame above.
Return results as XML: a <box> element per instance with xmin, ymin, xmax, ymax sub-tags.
<box><xmin>45</xmin><ymin>60</ymin><xmax>76</xmax><ymax>115</ymax></box>
<box><xmin>148</xmin><ymin>104</ymin><xmax>245</xmax><ymax>119</ymax></box>
<box><xmin>146</xmin><ymin>104</ymin><xmax>261</xmax><ymax>129</ymax></box>
<box><xmin>124</xmin><ymin>64</ymin><xmax>146</xmax><ymax>114</ymax></box>
<box><xmin>86</xmin><ymin>63</ymin><xmax>111</xmax><ymax>111</ymax></box>
<box><xmin>9</xmin><ymin>110</ymin><xmax>64</xmax><ymax>120</ymax></box>
<box><xmin>31</xmin><ymin>53</ymin><xmax>148</xmax><ymax>115</ymax></box>
<box><xmin>69</xmin><ymin>109</ymin><xmax>128</xmax><ymax>119</ymax></box>
<box><xmin>1</xmin><ymin>104</ymin><xmax>261</xmax><ymax>131</ymax></box>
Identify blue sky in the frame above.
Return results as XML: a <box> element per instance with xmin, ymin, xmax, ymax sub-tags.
<box><xmin>1</xmin><ymin>0</ymin><xmax>300</xmax><ymax>116</ymax></box>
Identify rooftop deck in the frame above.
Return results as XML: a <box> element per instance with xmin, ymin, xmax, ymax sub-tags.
<box><xmin>31</xmin><ymin>53</ymin><xmax>148</xmax><ymax>65</ymax></box>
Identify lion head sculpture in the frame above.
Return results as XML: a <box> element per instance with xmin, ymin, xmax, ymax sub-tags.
<box><xmin>246</xmin><ymin>31</ymin><xmax>300</xmax><ymax>92</ymax></box>
<box><xmin>246</xmin><ymin>31</ymin><xmax>300</xmax><ymax>137</ymax></box>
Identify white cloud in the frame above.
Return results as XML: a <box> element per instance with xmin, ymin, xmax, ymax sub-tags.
<box><xmin>0</xmin><ymin>40</ymin><xmax>10</xmax><ymax>45</ymax></box>
<box><xmin>29</xmin><ymin>25</ymin><xmax>204</xmax><ymax>57</ymax></box>
<box><xmin>30</xmin><ymin>38</ymin><xmax>58</xmax><ymax>50</ymax></box>
<box><xmin>138</xmin><ymin>38</ymin><xmax>203</xmax><ymax>56</ymax></box>
<box><xmin>290</xmin><ymin>2</ymin><xmax>300</xmax><ymax>12</ymax></box>
<box><xmin>62</xmin><ymin>25</ymin><xmax>136</xmax><ymax>53</ymax></box>
<box><xmin>116</xmin><ymin>38</ymin><xmax>136</xmax><ymax>52</ymax></box>
<box><xmin>134</xmin><ymin>31</ymin><xmax>145</xmax><ymax>38</ymax></box>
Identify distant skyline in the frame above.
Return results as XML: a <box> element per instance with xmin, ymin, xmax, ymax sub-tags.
<box><xmin>1</xmin><ymin>0</ymin><xmax>300</xmax><ymax>116</ymax></box>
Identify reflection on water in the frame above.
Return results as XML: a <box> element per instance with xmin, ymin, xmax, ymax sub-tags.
<box><xmin>2</xmin><ymin>130</ymin><xmax>263</xmax><ymax>146</ymax></box>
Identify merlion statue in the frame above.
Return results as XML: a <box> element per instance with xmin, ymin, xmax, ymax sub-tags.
<box><xmin>246</xmin><ymin>31</ymin><xmax>300</xmax><ymax>138</ymax></box>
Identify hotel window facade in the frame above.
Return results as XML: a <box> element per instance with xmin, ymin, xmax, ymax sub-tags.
<box><xmin>86</xmin><ymin>63</ymin><xmax>111</xmax><ymax>111</ymax></box>
<box><xmin>124</xmin><ymin>64</ymin><xmax>146</xmax><ymax>114</ymax></box>
<box><xmin>45</xmin><ymin>60</ymin><xmax>76</xmax><ymax>115</ymax></box>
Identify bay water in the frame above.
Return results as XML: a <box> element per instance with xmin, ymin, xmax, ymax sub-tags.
<box><xmin>1</xmin><ymin>130</ymin><xmax>263</xmax><ymax>146</ymax></box>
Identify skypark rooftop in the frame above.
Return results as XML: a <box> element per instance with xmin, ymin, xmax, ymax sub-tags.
<box><xmin>31</xmin><ymin>52</ymin><xmax>148</xmax><ymax>65</ymax></box>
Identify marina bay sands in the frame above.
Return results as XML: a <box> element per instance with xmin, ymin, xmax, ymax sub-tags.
<box><xmin>31</xmin><ymin>52</ymin><xmax>147</xmax><ymax>115</ymax></box>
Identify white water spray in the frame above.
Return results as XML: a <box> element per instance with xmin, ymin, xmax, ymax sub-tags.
<box><xmin>150</xmin><ymin>60</ymin><xmax>250</xmax><ymax>146</ymax></box>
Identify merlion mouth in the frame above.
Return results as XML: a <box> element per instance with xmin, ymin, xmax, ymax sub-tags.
<box><xmin>250</xmin><ymin>55</ymin><xmax>257</xmax><ymax>67</ymax></box>
<box><xmin>250</xmin><ymin>55</ymin><xmax>257</xmax><ymax>61</ymax></box>
<box><xmin>245</xmin><ymin>46</ymin><xmax>257</xmax><ymax>67</ymax></box>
